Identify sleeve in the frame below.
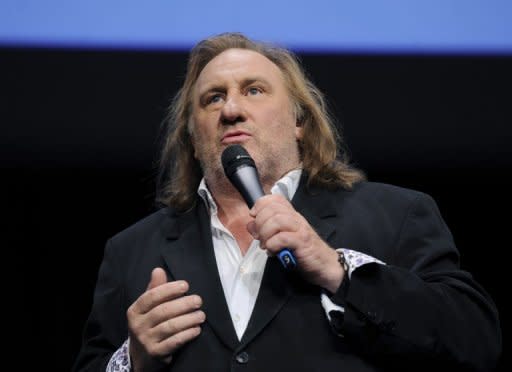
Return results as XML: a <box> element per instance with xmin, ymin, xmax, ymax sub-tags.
<box><xmin>106</xmin><ymin>339</ymin><xmax>131</xmax><ymax>372</ymax></box>
<box><xmin>321</xmin><ymin>248</ymin><xmax>386</xmax><ymax>333</ymax></box>
<box><xmin>331</xmin><ymin>192</ymin><xmax>501</xmax><ymax>371</ymax></box>
<box><xmin>72</xmin><ymin>239</ymin><xmax>130</xmax><ymax>372</ymax></box>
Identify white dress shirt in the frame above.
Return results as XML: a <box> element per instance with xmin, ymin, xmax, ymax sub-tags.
<box><xmin>197</xmin><ymin>168</ymin><xmax>302</xmax><ymax>340</ymax></box>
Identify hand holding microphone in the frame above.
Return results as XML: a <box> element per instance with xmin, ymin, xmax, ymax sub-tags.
<box><xmin>221</xmin><ymin>144</ymin><xmax>297</xmax><ymax>269</ymax></box>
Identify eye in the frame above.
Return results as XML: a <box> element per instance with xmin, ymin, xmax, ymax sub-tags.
<box><xmin>246</xmin><ymin>86</ymin><xmax>263</xmax><ymax>96</ymax></box>
<box><xmin>206</xmin><ymin>93</ymin><xmax>224</xmax><ymax>105</ymax></box>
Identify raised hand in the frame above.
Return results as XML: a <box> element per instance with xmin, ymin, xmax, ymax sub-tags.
<box><xmin>127</xmin><ymin>268</ymin><xmax>205</xmax><ymax>371</ymax></box>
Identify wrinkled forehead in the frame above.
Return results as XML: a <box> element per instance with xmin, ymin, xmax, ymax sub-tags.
<box><xmin>194</xmin><ymin>48</ymin><xmax>286</xmax><ymax>94</ymax></box>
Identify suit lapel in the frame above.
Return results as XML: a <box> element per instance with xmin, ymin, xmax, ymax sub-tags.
<box><xmin>239</xmin><ymin>181</ymin><xmax>341</xmax><ymax>348</ymax></box>
<box><xmin>160</xmin><ymin>204</ymin><xmax>239</xmax><ymax>350</ymax></box>
<box><xmin>292</xmin><ymin>180</ymin><xmax>339</xmax><ymax>243</ymax></box>
<box><xmin>239</xmin><ymin>255</ymin><xmax>291</xmax><ymax>346</ymax></box>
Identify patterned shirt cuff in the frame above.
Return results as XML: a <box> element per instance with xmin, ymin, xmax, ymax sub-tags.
<box><xmin>106</xmin><ymin>338</ymin><xmax>131</xmax><ymax>372</ymax></box>
<box><xmin>338</xmin><ymin>248</ymin><xmax>385</xmax><ymax>279</ymax></box>
<box><xmin>320</xmin><ymin>249</ymin><xmax>386</xmax><ymax>335</ymax></box>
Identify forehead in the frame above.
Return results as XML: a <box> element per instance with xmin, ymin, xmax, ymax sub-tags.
<box><xmin>195</xmin><ymin>48</ymin><xmax>285</xmax><ymax>89</ymax></box>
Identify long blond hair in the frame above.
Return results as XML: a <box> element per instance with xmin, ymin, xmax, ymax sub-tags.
<box><xmin>156</xmin><ymin>32</ymin><xmax>365</xmax><ymax>211</ymax></box>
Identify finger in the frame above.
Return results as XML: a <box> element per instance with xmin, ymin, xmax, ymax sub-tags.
<box><xmin>252</xmin><ymin>202</ymin><xmax>291</xmax><ymax>231</ymax></box>
<box><xmin>153</xmin><ymin>327</ymin><xmax>203</xmax><ymax>358</ymax></box>
<box><xmin>249</xmin><ymin>194</ymin><xmax>288</xmax><ymax>216</ymax></box>
<box><xmin>264</xmin><ymin>231</ymin><xmax>301</xmax><ymax>254</ymax></box>
<box><xmin>246</xmin><ymin>220</ymin><xmax>258</xmax><ymax>239</ymax></box>
<box><xmin>135</xmin><ymin>281</ymin><xmax>189</xmax><ymax>314</ymax></box>
<box><xmin>153</xmin><ymin>310</ymin><xmax>206</xmax><ymax>342</ymax></box>
<box><xmin>148</xmin><ymin>294</ymin><xmax>203</xmax><ymax>326</ymax></box>
<box><xmin>256</xmin><ymin>213</ymin><xmax>300</xmax><ymax>244</ymax></box>
<box><xmin>147</xmin><ymin>267</ymin><xmax>168</xmax><ymax>290</ymax></box>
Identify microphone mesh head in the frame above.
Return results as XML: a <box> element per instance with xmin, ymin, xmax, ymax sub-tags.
<box><xmin>221</xmin><ymin>145</ymin><xmax>256</xmax><ymax>178</ymax></box>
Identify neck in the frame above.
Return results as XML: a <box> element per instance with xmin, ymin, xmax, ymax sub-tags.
<box><xmin>204</xmin><ymin>175</ymin><xmax>258</xmax><ymax>255</ymax></box>
<box><xmin>211</xmin><ymin>182</ymin><xmax>255</xmax><ymax>255</ymax></box>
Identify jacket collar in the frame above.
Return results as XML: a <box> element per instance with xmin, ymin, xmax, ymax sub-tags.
<box><xmin>160</xmin><ymin>177</ymin><xmax>343</xmax><ymax>350</ymax></box>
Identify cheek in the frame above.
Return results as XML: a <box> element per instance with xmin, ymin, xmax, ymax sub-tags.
<box><xmin>189</xmin><ymin>119</ymin><xmax>219</xmax><ymax>158</ymax></box>
<box><xmin>263</xmin><ymin>105</ymin><xmax>297</xmax><ymax>135</ymax></box>
<box><xmin>194</xmin><ymin>112</ymin><xmax>219</xmax><ymax>136</ymax></box>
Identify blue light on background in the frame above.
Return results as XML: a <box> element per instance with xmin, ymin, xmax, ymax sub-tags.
<box><xmin>1</xmin><ymin>0</ymin><xmax>511</xmax><ymax>54</ymax></box>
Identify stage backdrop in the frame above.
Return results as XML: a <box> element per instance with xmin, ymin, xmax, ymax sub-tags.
<box><xmin>1</xmin><ymin>1</ymin><xmax>510</xmax><ymax>371</ymax></box>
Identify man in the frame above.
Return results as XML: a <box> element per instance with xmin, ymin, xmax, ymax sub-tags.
<box><xmin>73</xmin><ymin>33</ymin><xmax>501</xmax><ymax>371</ymax></box>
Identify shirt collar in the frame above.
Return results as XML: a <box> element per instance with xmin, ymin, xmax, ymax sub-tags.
<box><xmin>198</xmin><ymin>168</ymin><xmax>303</xmax><ymax>216</ymax></box>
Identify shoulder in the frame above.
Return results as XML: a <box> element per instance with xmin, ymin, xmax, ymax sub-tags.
<box><xmin>326</xmin><ymin>181</ymin><xmax>440</xmax><ymax>219</ymax></box>
<box><xmin>297</xmin><ymin>178</ymin><xmax>437</xmax><ymax>215</ymax></box>
<box><xmin>108</xmin><ymin>207</ymin><xmax>177</xmax><ymax>246</ymax></box>
<box><xmin>349</xmin><ymin>181</ymin><xmax>431</xmax><ymax>205</ymax></box>
<box><xmin>297</xmin><ymin>179</ymin><xmax>438</xmax><ymax>224</ymax></box>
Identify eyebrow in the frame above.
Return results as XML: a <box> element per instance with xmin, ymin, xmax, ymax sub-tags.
<box><xmin>240</xmin><ymin>77</ymin><xmax>272</xmax><ymax>88</ymax></box>
<box><xmin>198</xmin><ymin>76</ymin><xmax>272</xmax><ymax>97</ymax></box>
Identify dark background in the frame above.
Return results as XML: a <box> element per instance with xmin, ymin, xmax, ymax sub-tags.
<box><xmin>2</xmin><ymin>48</ymin><xmax>510</xmax><ymax>371</ymax></box>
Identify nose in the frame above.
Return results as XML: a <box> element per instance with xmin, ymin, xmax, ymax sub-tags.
<box><xmin>220</xmin><ymin>94</ymin><xmax>247</xmax><ymax>125</ymax></box>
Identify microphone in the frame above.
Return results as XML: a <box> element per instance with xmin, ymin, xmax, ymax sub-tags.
<box><xmin>221</xmin><ymin>144</ymin><xmax>297</xmax><ymax>270</ymax></box>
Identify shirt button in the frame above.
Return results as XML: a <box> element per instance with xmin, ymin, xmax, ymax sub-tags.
<box><xmin>235</xmin><ymin>351</ymin><xmax>249</xmax><ymax>364</ymax></box>
<box><xmin>234</xmin><ymin>314</ymin><xmax>240</xmax><ymax>323</ymax></box>
<box><xmin>239</xmin><ymin>265</ymin><xmax>246</xmax><ymax>274</ymax></box>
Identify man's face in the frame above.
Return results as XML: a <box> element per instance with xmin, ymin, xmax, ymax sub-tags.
<box><xmin>190</xmin><ymin>48</ymin><xmax>303</xmax><ymax>188</ymax></box>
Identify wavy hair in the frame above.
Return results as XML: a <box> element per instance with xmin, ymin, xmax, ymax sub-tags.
<box><xmin>156</xmin><ymin>32</ymin><xmax>365</xmax><ymax>211</ymax></box>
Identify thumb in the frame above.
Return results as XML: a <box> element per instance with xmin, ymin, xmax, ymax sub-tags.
<box><xmin>247</xmin><ymin>220</ymin><xmax>259</xmax><ymax>239</ymax></box>
<box><xmin>147</xmin><ymin>267</ymin><xmax>168</xmax><ymax>290</ymax></box>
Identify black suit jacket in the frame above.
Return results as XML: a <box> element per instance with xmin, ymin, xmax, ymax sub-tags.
<box><xmin>73</xmin><ymin>181</ymin><xmax>501</xmax><ymax>371</ymax></box>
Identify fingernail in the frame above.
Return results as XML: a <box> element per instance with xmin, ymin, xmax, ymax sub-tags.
<box><xmin>198</xmin><ymin>311</ymin><xmax>206</xmax><ymax>322</ymax></box>
<box><xmin>194</xmin><ymin>295</ymin><xmax>202</xmax><ymax>307</ymax></box>
<box><xmin>247</xmin><ymin>221</ymin><xmax>258</xmax><ymax>239</ymax></box>
<box><xmin>248</xmin><ymin>228</ymin><xmax>258</xmax><ymax>239</ymax></box>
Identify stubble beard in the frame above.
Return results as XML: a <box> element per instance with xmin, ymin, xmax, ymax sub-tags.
<box><xmin>196</xmin><ymin>144</ymin><xmax>233</xmax><ymax>196</ymax></box>
<box><xmin>255</xmin><ymin>141</ymin><xmax>301</xmax><ymax>191</ymax></box>
<box><xmin>195</xmin><ymin>134</ymin><xmax>301</xmax><ymax>197</ymax></box>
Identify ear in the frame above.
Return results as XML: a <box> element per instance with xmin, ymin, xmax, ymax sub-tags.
<box><xmin>191</xmin><ymin>135</ymin><xmax>199</xmax><ymax>159</ymax></box>
<box><xmin>295</xmin><ymin>123</ymin><xmax>304</xmax><ymax>141</ymax></box>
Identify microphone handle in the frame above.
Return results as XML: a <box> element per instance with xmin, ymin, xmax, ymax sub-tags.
<box><xmin>230</xmin><ymin>166</ymin><xmax>297</xmax><ymax>270</ymax></box>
